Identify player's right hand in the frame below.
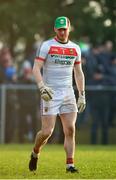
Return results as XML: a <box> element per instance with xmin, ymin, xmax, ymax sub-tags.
<box><xmin>38</xmin><ymin>81</ymin><xmax>54</xmax><ymax>101</ymax></box>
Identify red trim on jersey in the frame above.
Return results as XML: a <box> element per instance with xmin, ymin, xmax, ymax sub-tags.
<box><xmin>74</xmin><ymin>61</ymin><xmax>81</xmax><ymax>64</ymax></box>
<box><xmin>48</xmin><ymin>46</ymin><xmax>78</xmax><ymax>56</ymax></box>
<box><xmin>35</xmin><ymin>57</ymin><xmax>45</xmax><ymax>61</ymax></box>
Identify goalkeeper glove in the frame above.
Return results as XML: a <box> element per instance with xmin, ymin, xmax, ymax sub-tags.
<box><xmin>38</xmin><ymin>81</ymin><xmax>54</xmax><ymax>101</ymax></box>
<box><xmin>77</xmin><ymin>91</ymin><xmax>86</xmax><ymax>113</ymax></box>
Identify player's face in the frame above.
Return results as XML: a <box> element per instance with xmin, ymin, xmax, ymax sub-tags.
<box><xmin>55</xmin><ymin>28</ymin><xmax>70</xmax><ymax>42</ymax></box>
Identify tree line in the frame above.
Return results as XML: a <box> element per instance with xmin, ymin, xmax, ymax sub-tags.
<box><xmin>0</xmin><ymin>0</ymin><xmax>115</xmax><ymax>55</ymax></box>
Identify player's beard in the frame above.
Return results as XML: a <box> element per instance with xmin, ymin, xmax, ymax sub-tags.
<box><xmin>57</xmin><ymin>34</ymin><xmax>68</xmax><ymax>43</ymax></box>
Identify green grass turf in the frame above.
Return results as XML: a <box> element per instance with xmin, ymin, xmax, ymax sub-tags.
<box><xmin>0</xmin><ymin>144</ymin><xmax>116</xmax><ymax>179</ymax></box>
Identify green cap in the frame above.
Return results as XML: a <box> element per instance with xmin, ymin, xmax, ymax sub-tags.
<box><xmin>54</xmin><ymin>16</ymin><xmax>70</xmax><ymax>29</ymax></box>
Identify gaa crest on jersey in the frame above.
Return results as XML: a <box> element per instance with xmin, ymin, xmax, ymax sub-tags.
<box><xmin>44</xmin><ymin>107</ymin><xmax>48</xmax><ymax>112</ymax></box>
<box><xmin>69</xmin><ymin>48</ymin><xmax>74</xmax><ymax>54</ymax></box>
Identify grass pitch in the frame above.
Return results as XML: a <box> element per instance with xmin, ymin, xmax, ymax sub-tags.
<box><xmin>0</xmin><ymin>144</ymin><xmax>116</xmax><ymax>179</ymax></box>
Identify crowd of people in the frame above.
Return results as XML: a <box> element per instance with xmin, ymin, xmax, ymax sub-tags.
<box><xmin>78</xmin><ymin>40</ymin><xmax>116</xmax><ymax>144</ymax></box>
<box><xmin>0</xmin><ymin>39</ymin><xmax>116</xmax><ymax>144</ymax></box>
<box><xmin>0</xmin><ymin>47</ymin><xmax>39</xmax><ymax>143</ymax></box>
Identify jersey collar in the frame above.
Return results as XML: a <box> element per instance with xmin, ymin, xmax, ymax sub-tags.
<box><xmin>54</xmin><ymin>36</ymin><xmax>69</xmax><ymax>44</ymax></box>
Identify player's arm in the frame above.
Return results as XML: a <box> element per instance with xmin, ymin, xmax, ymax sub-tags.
<box><xmin>74</xmin><ymin>63</ymin><xmax>86</xmax><ymax>113</ymax></box>
<box><xmin>33</xmin><ymin>59</ymin><xmax>53</xmax><ymax>101</ymax></box>
<box><xmin>33</xmin><ymin>59</ymin><xmax>44</xmax><ymax>83</ymax></box>
<box><xmin>74</xmin><ymin>63</ymin><xmax>85</xmax><ymax>95</ymax></box>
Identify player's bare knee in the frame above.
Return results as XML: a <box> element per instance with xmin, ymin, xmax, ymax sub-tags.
<box><xmin>65</xmin><ymin>126</ymin><xmax>75</xmax><ymax>137</ymax></box>
<box><xmin>42</xmin><ymin>128</ymin><xmax>53</xmax><ymax>138</ymax></box>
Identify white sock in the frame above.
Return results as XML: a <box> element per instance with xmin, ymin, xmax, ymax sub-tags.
<box><xmin>67</xmin><ymin>163</ymin><xmax>74</xmax><ymax>168</ymax></box>
<box><xmin>32</xmin><ymin>151</ymin><xmax>38</xmax><ymax>158</ymax></box>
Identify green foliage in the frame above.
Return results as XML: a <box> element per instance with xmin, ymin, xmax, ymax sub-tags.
<box><xmin>0</xmin><ymin>0</ymin><xmax>115</xmax><ymax>52</ymax></box>
<box><xmin>0</xmin><ymin>144</ymin><xmax>116</xmax><ymax>179</ymax></box>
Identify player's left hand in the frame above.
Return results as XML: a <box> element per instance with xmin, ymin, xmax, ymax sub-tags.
<box><xmin>77</xmin><ymin>93</ymin><xmax>86</xmax><ymax>113</ymax></box>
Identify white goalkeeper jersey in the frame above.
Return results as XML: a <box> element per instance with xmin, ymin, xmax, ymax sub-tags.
<box><xmin>35</xmin><ymin>37</ymin><xmax>81</xmax><ymax>88</ymax></box>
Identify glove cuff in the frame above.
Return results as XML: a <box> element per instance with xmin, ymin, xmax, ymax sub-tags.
<box><xmin>37</xmin><ymin>81</ymin><xmax>44</xmax><ymax>89</ymax></box>
<box><xmin>79</xmin><ymin>90</ymin><xmax>85</xmax><ymax>97</ymax></box>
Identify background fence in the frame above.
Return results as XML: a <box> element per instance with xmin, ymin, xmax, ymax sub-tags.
<box><xmin>0</xmin><ymin>84</ymin><xmax>116</xmax><ymax>144</ymax></box>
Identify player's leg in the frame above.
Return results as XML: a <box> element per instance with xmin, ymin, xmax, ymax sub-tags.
<box><xmin>34</xmin><ymin>115</ymin><xmax>57</xmax><ymax>152</ymax></box>
<box><xmin>60</xmin><ymin>112</ymin><xmax>78</xmax><ymax>173</ymax></box>
<box><xmin>29</xmin><ymin>115</ymin><xmax>56</xmax><ymax>171</ymax></box>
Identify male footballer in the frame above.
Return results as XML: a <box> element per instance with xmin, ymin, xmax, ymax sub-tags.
<box><xmin>29</xmin><ymin>16</ymin><xmax>86</xmax><ymax>173</ymax></box>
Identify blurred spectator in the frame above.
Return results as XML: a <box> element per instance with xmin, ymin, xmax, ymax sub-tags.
<box><xmin>18</xmin><ymin>60</ymin><xmax>39</xmax><ymax>143</ymax></box>
<box><xmin>107</xmin><ymin>54</ymin><xmax>116</xmax><ymax>127</ymax></box>
<box><xmin>79</xmin><ymin>36</ymin><xmax>91</xmax><ymax>56</ymax></box>
<box><xmin>4</xmin><ymin>59</ymin><xmax>17</xmax><ymax>83</ymax></box>
<box><xmin>98</xmin><ymin>41</ymin><xmax>116</xmax><ymax>128</ymax></box>
<box><xmin>0</xmin><ymin>47</ymin><xmax>18</xmax><ymax>143</ymax></box>
<box><xmin>86</xmin><ymin>44</ymin><xmax>111</xmax><ymax>144</ymax></box>
<box><xmin>0</xmin><ymin>47</ymin><xmax>17</xmax><ymax>83</ymax></box>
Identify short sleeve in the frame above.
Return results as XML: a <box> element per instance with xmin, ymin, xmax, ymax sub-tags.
<box><xmin>35</xmin><ymin>42</ymin><xmax>50</xmax><ymax>62</ymax></box>
<box><xmin>74</xmin><ymin>45</ymin><xmax>81</xmax><ymax>65</ymax></box>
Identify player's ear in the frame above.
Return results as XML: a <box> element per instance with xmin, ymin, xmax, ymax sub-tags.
<box><xmin>54</xmin><ymin>27</ymin><xmax>57</xmax><ymax>33</ymax></box>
